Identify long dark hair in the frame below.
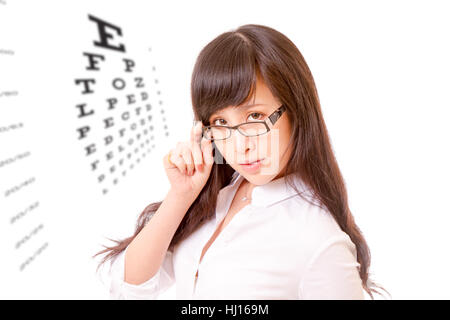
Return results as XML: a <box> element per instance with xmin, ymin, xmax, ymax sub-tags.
<box><xmin>95</xmin><ymin>24</ymin><xmax>389</xmax><ymax>299</ymax></box>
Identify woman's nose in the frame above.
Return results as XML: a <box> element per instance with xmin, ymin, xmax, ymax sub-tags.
<box><xmin>232</xmin><ymin>129</ymin><xmax>255</xmax><ymax>153</ymax></box>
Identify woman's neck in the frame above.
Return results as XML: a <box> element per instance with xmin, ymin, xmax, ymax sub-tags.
<box><xmin>239</xmin><ymin>179</ymin><xmax>256</xmax><ymax>200</ymax></box>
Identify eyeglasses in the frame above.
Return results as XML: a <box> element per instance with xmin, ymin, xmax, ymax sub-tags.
<box><xmin>202</xmin><ymin>104</ymin><xmax>287</xmax><ymax>141</ymax></box>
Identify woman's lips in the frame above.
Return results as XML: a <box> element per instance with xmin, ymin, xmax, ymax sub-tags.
<box><xmin>239</xmin><ymin>158</ymin><xmax>265</xmax><ymax>173</ymax></box>
<box><xmin>239</xmin><ymin>159</ymin><xmax>262</xmax><ymax>165</ymax></box>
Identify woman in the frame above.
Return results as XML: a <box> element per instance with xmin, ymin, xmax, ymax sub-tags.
<box><xmin>95</xmin><ymin>24</ymin><xmax>388</xmax><ymax>299</ymax></box>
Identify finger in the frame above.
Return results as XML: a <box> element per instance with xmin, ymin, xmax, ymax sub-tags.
<box><xmin>171</xmin><ymin>144</ymin><xmax>187</xmax><ymax>174</ymax></box>
<box><xmin>201</xmin><ymin>136</ymin><xmax>214</xmax><ymax>166</ymax></box>
<box><xmin>193</xmin><ymin>121</ymin><xmax>203</xmax><ymax>145</ymax></box>
<box><xmin>191</xmin><ymin>140</ymin><xmax>204</xmax><ymax>172</ymax></box>
<box><xmin>164</xmin><ymin>149</ymin><xmax>176</xmax><ymax>168</ymax></box>
<box><xmin>190</xmin><ymin>121</ymin><xmax>195</xmax><ymax>144</ymax></box>
<box><xmin>190</xmin><ymin>120</ymin><xmax>200</xmax><ymax>145</ymax></box>
<box><xmin>191</xmin><ymin>123</ymin><xmax>204</xmax><ymax>171</ymax></box>
<box><xmin>180</xmin><ymin>143</ymin><xmax>195</xmax><ymax>175</ymax></box>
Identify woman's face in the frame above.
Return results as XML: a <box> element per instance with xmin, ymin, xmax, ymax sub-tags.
<box><xmin>208</xmin><ymin>77</ymin><xmax>293</xmax><ymax>186</ymax></box>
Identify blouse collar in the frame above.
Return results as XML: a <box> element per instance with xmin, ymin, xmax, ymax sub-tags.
<box><xmin>224</xmin><ymin>171</ymin><xmax>316</xmax><ymax>209</ymax></box>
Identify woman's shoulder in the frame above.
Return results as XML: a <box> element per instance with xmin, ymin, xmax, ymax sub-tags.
<box><xmin>283</xmin><ymin>196</ymin><xmax>349</xmax><ymax>246</ymax></box>
<box><xmin>273</xmin><ymin>196</ymin><xmax>357</xmax><ymax>273</ymax></box>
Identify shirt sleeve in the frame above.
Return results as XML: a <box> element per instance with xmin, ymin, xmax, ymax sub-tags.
<box><xmin>108</xmin><ymin>245</ymin><xmax>175</xmax><ymax>299</ymax></box>
<box><xmin>298</xmin><ymin>234</ymin><xmax>365</xmax><ymax>300</ymax></box>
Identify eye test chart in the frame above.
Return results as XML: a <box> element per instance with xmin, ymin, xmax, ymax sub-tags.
<box><xmin>1</xmin><ymin>0</ymin><xmax>450</xmax><ymax>300</ymax></box>
<box><xmin>0</xmin><ymin>1</ymin><xmax>186</xmax><ymax>298</ymax></box>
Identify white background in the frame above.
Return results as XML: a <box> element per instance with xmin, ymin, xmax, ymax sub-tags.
<box><xmin>0</xmin><ymin>0</ymin><xmax>449</xmax><ymax>299</ymax></box>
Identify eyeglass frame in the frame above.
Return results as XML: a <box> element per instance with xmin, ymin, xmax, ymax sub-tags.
<box><xmin>202</xmin><ymin>104</ymin><xmax>287</xmax><ymax>141</ymax></box>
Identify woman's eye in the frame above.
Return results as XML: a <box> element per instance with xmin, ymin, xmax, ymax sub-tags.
<box><xmin>248</xmin><ymin>112</ymin><xmax>263</xmax><ymax>121</ymax></box>
<box><xmin>212</xmin><ymin>112</ymin><xmax>264</xmax><ymax>125</ymax></box>
<box><xmin>213</xmin><ymin>119</ymin><xmax>226</xmax><ymax>125</ymax></box>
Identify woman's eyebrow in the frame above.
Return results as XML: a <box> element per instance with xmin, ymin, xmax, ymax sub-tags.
<box><xmin>240</xmin><ymin>103</ymin><xmax>267</xmax><ymax>108</ymax></box>
<box><xmin>212</xmin><ymin>103</ymin><xmax>267</xmax><ymax>117</ymax></box>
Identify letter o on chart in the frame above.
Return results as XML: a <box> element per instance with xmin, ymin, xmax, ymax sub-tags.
<box><xmin>113</xmin><ymin>78</ymin><xmax>126</xmax><ymax>90</ymax></box>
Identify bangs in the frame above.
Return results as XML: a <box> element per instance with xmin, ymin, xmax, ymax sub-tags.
<box><xmin>191</xmin><ymin>33</ymin><xmax>260</xmax><ymax>124</ymax></box>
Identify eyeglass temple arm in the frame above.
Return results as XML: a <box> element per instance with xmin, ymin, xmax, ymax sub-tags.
<box><xmin>267</xmin><ymin>104</ymin><xmax>286</xmax><ymax>125</ymax></box>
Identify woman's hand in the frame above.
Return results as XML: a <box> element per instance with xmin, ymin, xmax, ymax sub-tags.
<box><xmin>163</xmin><ymin>121</ymin><xmax>214</xmax><ymax>200</ymax></box>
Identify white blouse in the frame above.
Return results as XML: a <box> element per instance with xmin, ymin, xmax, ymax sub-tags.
<box><xmin>106</xmin><ymin>171</ymin><xmax>365</xmax><ymax>299</ymax></box>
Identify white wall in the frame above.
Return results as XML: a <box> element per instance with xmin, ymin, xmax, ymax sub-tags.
<box><xmin>0</xmin><ymin>0</ymin><xmax>449</xmax><ymax>299</ymax></box>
